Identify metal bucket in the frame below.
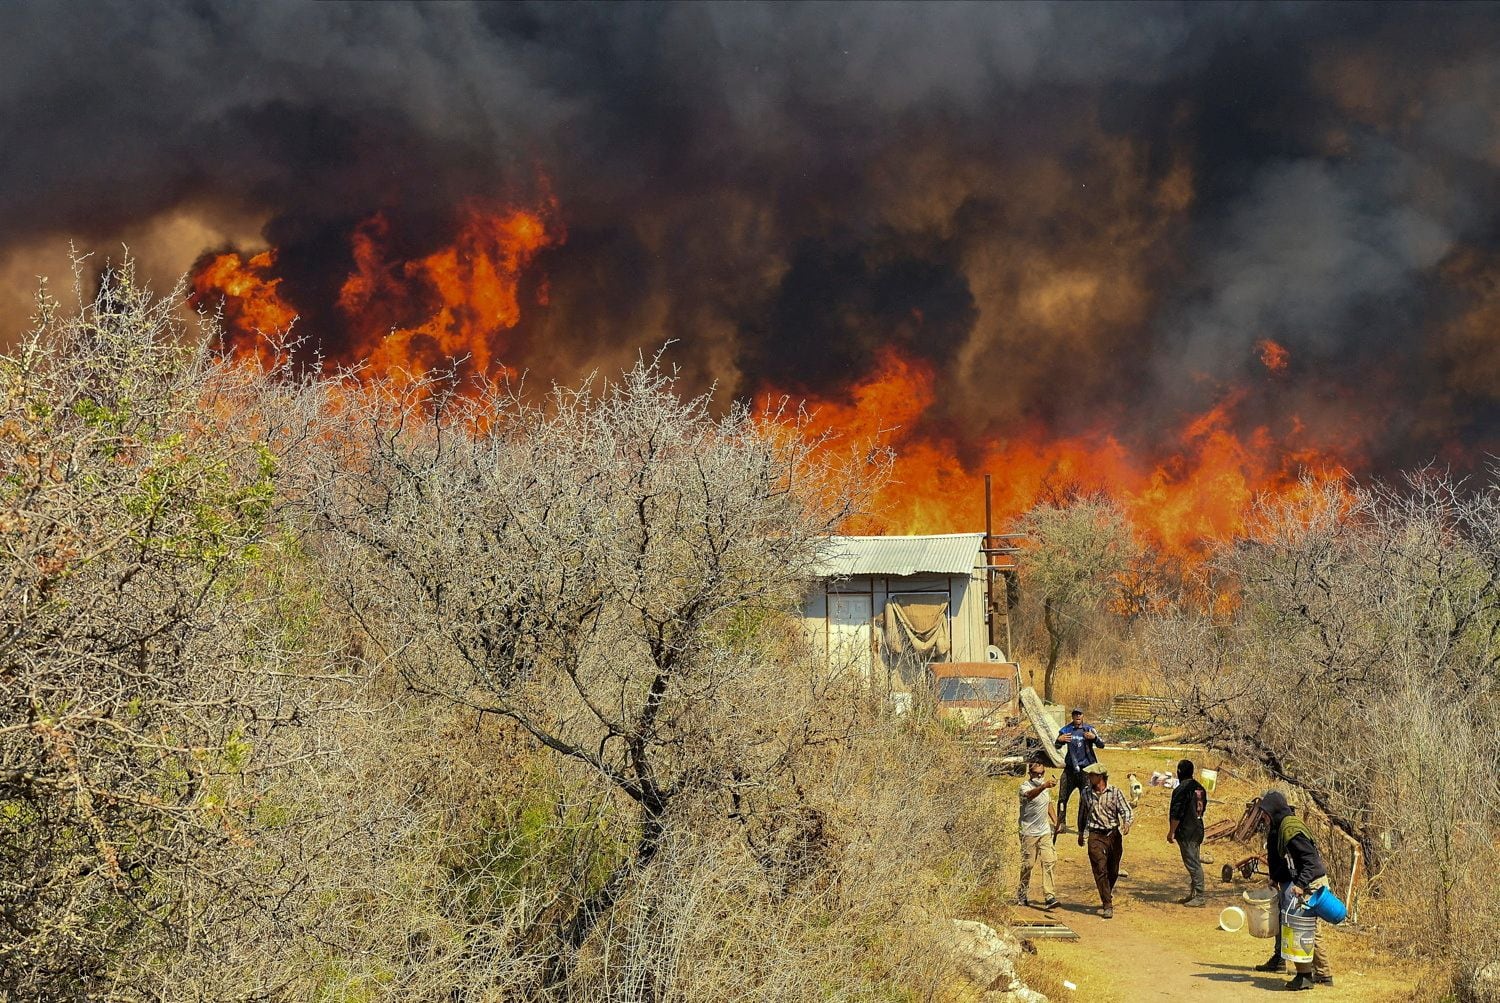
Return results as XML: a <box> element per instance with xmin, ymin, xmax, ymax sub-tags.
<box><xmin>1280</xmin><ymin>909</ymin><xmax>1317</xmax><ymax>964</ymax></box>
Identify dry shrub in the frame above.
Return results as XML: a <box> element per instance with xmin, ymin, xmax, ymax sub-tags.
<box><xmin>0</xmin><ymin>261</ymin><xmax>344</xmax><ymax>999</ymax></box>
<box><xmin>1148</xmin><ymin>472</ymin><xmax>1500</xmax><ymax>995</ymax></box>
<box><xmin>558</xmin><ymin>714</ymin><xmax>1004</xmax><ymax>1003</ymax></box>
<box><xmin>2</xmin><ymin>266</ymin><xmax>1010</xmax><ymax>1000</ymax></box>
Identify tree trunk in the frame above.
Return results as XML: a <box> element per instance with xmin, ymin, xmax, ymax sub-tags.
<box><xmin>541</xmin><ymin>794</ymin><xmax>667</xmax><ymax>990</ymax></box>
<box><xmin>1043</xmin><ymin>596</ymin><xmax>1063</xmax><ymax>703</ymax></box>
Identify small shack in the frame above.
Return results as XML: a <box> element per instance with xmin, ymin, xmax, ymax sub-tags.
<box><xmin>800</xmin><ymin>533</ymin><xmax>991</xmax><ymax>692</ymax></box>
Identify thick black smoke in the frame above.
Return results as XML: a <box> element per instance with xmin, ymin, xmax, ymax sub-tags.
<box><xmin>3</xmin><ymin>0</ymin><xmax>1499</xmax><ymax>470</ymax></box>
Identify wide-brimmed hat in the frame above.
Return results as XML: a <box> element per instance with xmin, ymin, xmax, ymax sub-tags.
<box><xmin>1083</xmin><ymin>763</ymin><xmax>1109</xmax><ymax>776</ymax></box>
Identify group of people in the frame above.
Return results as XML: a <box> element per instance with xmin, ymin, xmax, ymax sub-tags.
<box><xmin>1014</xmin><ymin>708</ymin><xmax>1334</xmax><ymax>991</ymax></box>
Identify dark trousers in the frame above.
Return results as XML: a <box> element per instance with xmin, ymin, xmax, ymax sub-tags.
<box><xmin>1057</xmin><ymin>767</ymin><xmax>1087</xmax><ymax>830</ymax></box>
<box><xmin>1178</xmin><ymin>838</ymin><xmax>1204</xmax><ymax>896</ymax></box>
<box><xmin>1087</xmin><ymin>828</ymin><xmax>1123</xmax><ymax>908</ymax></box>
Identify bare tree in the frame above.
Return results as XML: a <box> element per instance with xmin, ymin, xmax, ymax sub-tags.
<box><xmin>1016</xmin><ymin>495</ymin><xmax>1138</xmax><ymax>702</ymax></box>
<box><xmin>308</xmin><ymin>357</ymin><xmax>884</xmax><ymax>990</ymax></box>
<box><xmin>1147</xmin><ymin>471</ymin><xmax>1500</xmax><ymax>993</ymax></box>
<box><xmin>0</xmin><ymin>261</ymin><xmax>332</xmax><ymax>999</ymax></box>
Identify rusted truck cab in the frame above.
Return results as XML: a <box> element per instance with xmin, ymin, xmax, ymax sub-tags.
<box><xmin>930</xmin><ymin>661</ymin><xmax>1023</xmax><ymax>731</ymax></box>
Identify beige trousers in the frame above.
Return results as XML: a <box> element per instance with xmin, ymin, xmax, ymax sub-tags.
<box><xmin>1018</xmin><ymin>833</ymin><xmax>1057</xmax><ymax>900</ymax></box>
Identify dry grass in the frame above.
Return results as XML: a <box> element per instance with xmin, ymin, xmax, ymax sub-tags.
<box><xmin>992</xmin><ymin>746</ymin><xmax>1429</xmax><ymax>1002</ymax></box>
<box><xmin>1015</xmin><ymin>653</ymin><xmax>1163</xmax><ymax>718</ymax></box>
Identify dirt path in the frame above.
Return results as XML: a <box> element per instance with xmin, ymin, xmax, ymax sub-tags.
<box><xmin>997</xmin><ymin>747</ymin><xmax>1420</xmax><ymax>1003</ymax></box>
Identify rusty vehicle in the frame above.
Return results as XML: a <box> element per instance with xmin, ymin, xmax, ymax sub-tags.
<box><xmin>928</xmin><ymin>661</ymin><xmax>1066</xmax><ymax>770</ymax></box>
<box><xmin>931</xmin><ymin>660</ymin><xmax>1023</xmax><ymax>732</ymax></box>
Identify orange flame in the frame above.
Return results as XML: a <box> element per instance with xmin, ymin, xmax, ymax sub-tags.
<box><xmin>1256</xmin><ymin>338</ymin><xmax>1290</xmax><ymax>373</ymax></box>
<box><xmin>788</xmin><ymin>347</ymin><xmax>1356</xmax><ymax>558</ymax></box>
<box><xmin>192</xmin><ymin>250</ymin><xmax>297</xmax><ymax>365</ymax></box>
<box><xmin>195</xmin><ymin>198</ymin><xmax>561</xmax><ymax>380</ymax></box>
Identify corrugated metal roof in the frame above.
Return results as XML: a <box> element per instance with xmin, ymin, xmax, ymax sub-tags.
<box><xmin>814</xmin><ymin>533</ymin><xmax>985</xmax><ymax>579</ymax></box>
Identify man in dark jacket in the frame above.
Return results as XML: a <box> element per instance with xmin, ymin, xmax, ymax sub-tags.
<box><xmin>1055</xmin><ymin>708</ymin><xmax>1105</xmax><ymax>832</ymax></box>
<box><xmin>1166</xmin><ymin>759</ymin><xmax>1207</xmax><ymax>906</ymax></box>
<box><xmin>1253</xmin><ymin>790</ymin><xmax>1333</xmax><ymax>991</ymax></box>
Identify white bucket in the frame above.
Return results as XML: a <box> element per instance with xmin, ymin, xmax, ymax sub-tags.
<box><xmin>1243</xmin><ymin>887</ymin><xmax>1277</xmax><ymax>939</ymax></box>
<box><xmin>1219</xmin><ymin>905</ymin><xmax>1246</xmax><ymax>933</ymax></box>
<box><xmin>1280</xmin><ymin>910</ymin><xmax>1317</xmax><ymax>964</ymax></box>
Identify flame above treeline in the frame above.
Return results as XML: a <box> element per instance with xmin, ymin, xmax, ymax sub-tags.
<box><xmin>194</xmin><ymin>195</ymin><xmax>1361</xmax><ymax>559</ymax></box>
<box><xmin>193</xmin><ymin>198</ymin><xmax>561</xmax><ymax>379</ymax></box>
<box><xmin>11</xmin><ymin>4</ymin><xmax>1500</xmax><ymax>561</ymax></box>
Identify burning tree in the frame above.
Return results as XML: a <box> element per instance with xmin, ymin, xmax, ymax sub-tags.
<box><xmin>310</xmin><ymin>356</ymin><xmax>882</xmax><ymax>989</ymax></box>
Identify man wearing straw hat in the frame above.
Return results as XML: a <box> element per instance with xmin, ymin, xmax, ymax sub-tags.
<box><xmin>1253</xmin><ymin>790</ymin><xmax>1333</xmax><ymax>990</ymax></box>
<box><xmin>1077</xmin><ymin>762</ymin><xmax>1132</xmax><ymax>919</ymax></box>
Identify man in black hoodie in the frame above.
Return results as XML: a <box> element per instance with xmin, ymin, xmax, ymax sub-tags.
<box><xmin>1253</xmin><ymin>790</ymin><xmax>1333</xmax><ymax>991</ymax></box>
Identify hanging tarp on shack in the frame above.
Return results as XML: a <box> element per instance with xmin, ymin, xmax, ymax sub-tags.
<box><xmin>883</xmin><ymin>594</ymin><xmax>951</xmax><ymax>687</ymax></box>
<box><xmin>884</xmin><ymin>595</ymin><xmax>950</xmax><ymax>657</ymax></box>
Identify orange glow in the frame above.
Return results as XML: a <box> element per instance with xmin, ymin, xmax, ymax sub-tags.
<box><xmin>1257</xmin><ymin>338</ymin><xmax>1290</xmax><ymax>372</ymax></box>
<box><xmin>784</xmin><ymin>347</ymin><xmax>1355</xmax><ymax>559</ymax></box>
<box><xmin>195</xmin><ymin>197</ymin><xmax>561</xmax><ymax>381</ymax></box>
<box><xmin>191</xmin><ymin>250</ymin><xmax>297</xmax><ymax>364</ymax></box>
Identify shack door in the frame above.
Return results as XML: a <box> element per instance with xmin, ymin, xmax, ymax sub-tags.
<box><xmin>828</xmin><ymin>593</ymin><xmax>873</xmax><ymax>682</ymax></box>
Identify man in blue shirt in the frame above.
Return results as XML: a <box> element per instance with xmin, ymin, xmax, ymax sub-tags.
<box><xmin>1055</xmin><ymin>707</ymin><xmax>1105</xmax><ymax>832</ymax></box>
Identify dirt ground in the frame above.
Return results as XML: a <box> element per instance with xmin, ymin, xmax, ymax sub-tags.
<box><xmin>994</xmin><ymin>746</ymin><xmax>1426</xmax><ymax>1002</ymax></box>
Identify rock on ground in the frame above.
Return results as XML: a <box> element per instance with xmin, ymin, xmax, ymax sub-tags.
<box><xmin>949</xmin><ymin>919</ymin><xmax>1049</xmax><ymax>1001</ymax></box>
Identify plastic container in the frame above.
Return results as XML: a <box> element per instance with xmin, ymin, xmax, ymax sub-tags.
<box><xmin>1243</xmin><ymin>887</ymin><xmax>1277</xmax><ymax>939</ymax></box>
<box><xmin>1219</xmin><ymin>905</ymin><xmax>1247</xmax><ymax>933</ymax></box>
<box><xmin>1200</xmin><ymin>769</ymin><xmax>1218</xmax><ymax>793</ymax></box>
<box><xmin>1304</xmin><ymin>885</ymin><xmax>1348</xmax><ymax>924</ymax></box>
<box><xmin>1280</xmin><ymin>909</ymin><xmax>1318</xmax><ymax>964</ymax></box>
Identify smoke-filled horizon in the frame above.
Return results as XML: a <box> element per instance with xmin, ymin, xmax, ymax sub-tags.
<box><xmin>4</xmin><ymin>1</ymin><xmax>1499</xmax><ymax>533</ymax></box>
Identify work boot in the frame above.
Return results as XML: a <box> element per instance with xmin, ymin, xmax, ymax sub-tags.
<box><xmin>1042</xmin><ymin>897</ymin><xmax>1059</xmax><ymax>910</ymax></box>
<box><xmin>1255</xmin><ymin>955</ymin><xmax>1286</xmax><ymax>973</ymax></box>
<box><xmin>1185</xmin><ymin>895</ymin><xmax>1207</xmax><ymax>907</ymax></box>
<box><xmin>1176</xmin><ymin>892</ymin><xmax>1195</xmax><ymax>904</ymax></box>
<box><xmin>1285</xmin><ymin>973</ymin><xmax>1314</xmax><ymax>991</ymax></box>
<box><xmin>1014</xmin><ymin>894</ymin><xmax>1028</xmax><ymax>907</ymax></box>
<box><xmin>1099</xmin><ymin>906</ymin><xmax>1113</xmax><ymax>919</ymax></box>
<box><xmin>1313</xmin><ymin>975</ymin><xmax>1334</xmax><ymax>986</ymax></box>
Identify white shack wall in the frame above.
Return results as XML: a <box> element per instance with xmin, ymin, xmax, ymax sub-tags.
<box><xmin>799</xmin><ymin>568</ymin><xmax>990</xmax><ymax>672</ymax></box>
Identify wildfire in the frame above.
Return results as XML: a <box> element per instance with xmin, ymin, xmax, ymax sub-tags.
<box><xmin>193</xmin><ymin>198</ymin><xmax>561</xmax><ymax>380</ymax></box>
<box><xmin>1256</xmin><ymin>338</ymin><xmax>1290</xmax><ymax>373</ymax></box>
<box><xmin>195</xmin><ymin>196</ymin><xmax>1358</xmax><ymax>559</ymax></box>
<box><xmin>789</xmin><ymin>347</ymin><xmax>1355</xmax><ymax>559</ymax></box>
<box><xmin>192</xmin><ymin>251</ymin><xmax>297</xmax><ymax>366</ymax></box>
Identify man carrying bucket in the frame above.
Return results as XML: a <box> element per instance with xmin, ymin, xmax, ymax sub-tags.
<box><xmin>1253</xmin><ymin>790</ymin><xmax>1334</xmax><ymax>990</ymax></box>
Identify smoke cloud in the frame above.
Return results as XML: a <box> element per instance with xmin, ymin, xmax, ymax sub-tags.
<box><xmin>3</xmin><ymin>0</ymin><xmax>1499</xmax><ymax>478</ymax></box>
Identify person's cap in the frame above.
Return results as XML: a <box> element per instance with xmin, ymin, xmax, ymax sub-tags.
<box><xmin>1071</xmin><ymin>707</ymin><xmax>1085</xmax><ymax>715</ymax></box>
<box><xmin>1083</xmin><ymin>763</ymin><xmax>1109</xmax><ymax>776</ymax></box>
<box><xmin>1258</xmin><ymin>790</ymin><xmax>1290</xmax><ymax>814</ymax></box>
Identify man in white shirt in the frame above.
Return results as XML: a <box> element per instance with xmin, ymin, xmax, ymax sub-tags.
<box><xmin>1016</xmin><ymin>759</ymin><xmax>1059</xmax><ymax>909</ymax></box>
